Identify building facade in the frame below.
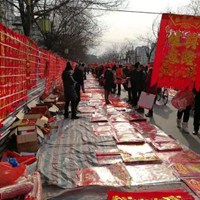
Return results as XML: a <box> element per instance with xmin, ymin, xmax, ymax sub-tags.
<box><xmin>135</xmin><ymin>46</ymin><xmax>149</xmax><ymax>65</ymax></box>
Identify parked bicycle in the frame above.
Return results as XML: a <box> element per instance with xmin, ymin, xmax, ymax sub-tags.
<box><xmin>156</xmin><ymin>88</ymin><xmax>169</xmax><ymax>105</ymax></box>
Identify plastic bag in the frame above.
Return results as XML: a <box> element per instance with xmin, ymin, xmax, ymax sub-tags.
<box><xmin>171</xmin><ymin>90</ymin><xmax>194</xmax><ymax>111</ymax></box>
<box><xmin>0</xmin><ymin>162</ymin><xmax>26</xmax><ymax>188</ymax></box>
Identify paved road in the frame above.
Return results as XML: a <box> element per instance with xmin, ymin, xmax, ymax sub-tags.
<box><xmin>120</xmin><ymin>88</ymin><xmax>200</xmax><ymax>154</ymax></box>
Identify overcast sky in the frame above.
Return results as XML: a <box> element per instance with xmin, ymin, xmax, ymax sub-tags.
<box><xmin>91</xmin><ymin>0</ymin><xmax>191</xmax><ymax>55</ymax></box>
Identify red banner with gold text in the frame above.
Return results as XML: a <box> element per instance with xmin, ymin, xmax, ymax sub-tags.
<box><xmin>151</xmin><ymin>13</ymin><xmax>200</xmax><ymax>91</ymax></box>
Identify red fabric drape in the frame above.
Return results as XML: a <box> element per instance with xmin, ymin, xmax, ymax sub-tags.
<box><xmin>151</xmin><ymin>13</ymin><xmax>200</xmax><ymax>91</ymax></box>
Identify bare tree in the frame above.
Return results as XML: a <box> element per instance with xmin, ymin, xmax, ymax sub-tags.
<box><xmin>7</xmin><ymin>0</ymin><xmax>125</xmax><ymax>36</ymax></box>
<box><xmin>136</xmin><ymin>32</ymin><xmax>156</xmax><ymax>63</ymax></box>
<box><xmin>98</xmin><ymin>39</ymin><xmax>136</xmax><ymax>63</ymax></box>
<box><xmin>177</xmin><ymin>0</ymin><xmax>200</xmax><ymax>16</ymax></box>
<box><xmin>7</xmin><ymin>0</ymin><xmax>126</xmax><ymax>61</ymax></box>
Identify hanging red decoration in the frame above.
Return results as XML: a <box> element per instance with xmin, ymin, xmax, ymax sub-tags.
<box><xmin>151</xmin><ymin>13</ymin><xmax>200</xmax><ymax>91</ymax></box>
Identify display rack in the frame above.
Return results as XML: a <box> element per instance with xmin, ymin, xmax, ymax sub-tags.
<box><xmin>0</xmin><ymin>79</ymin><xmax>45</xmax><ymax>155</ymax></box>
<box><xmin>0</xmin><ymin>21</ymin><xmax>67</xmax><ymax>156</ymax></box>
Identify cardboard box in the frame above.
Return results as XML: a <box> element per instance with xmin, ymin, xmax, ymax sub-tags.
<box><xmin>29</xmin><ymin>106</ymin><xmax>51</xmax><ymax>118</ymax></box>
<box><xmin>17</xmin><ymin>133</ymin><xmax>39</xmax><ymax>153</ymax></box>
<box><xmin>17</xmin><ymin>119</ymin><xmax>37</xmax><ymax>131</ymax></box>
<box><xmin>23</xmin><ymin>114</ymin><xmax>42</xmax><ymax>119</ymax></box>
<box><xmin>55</xmin><ymin>102</ymin><xmax>65</xmax><ymax>111</ymax></box>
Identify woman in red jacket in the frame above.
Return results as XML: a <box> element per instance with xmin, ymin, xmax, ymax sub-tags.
<box><xmin>115</xmin><ymin>65</ymin><xmax>124</xmax><ymax>96</ymax></box>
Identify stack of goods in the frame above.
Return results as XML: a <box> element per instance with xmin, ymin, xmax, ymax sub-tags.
<box><xmin>149</xmin><ymin>131</ymin><xmax>182</xmax><ymax>151</ymax></box>
<box><xmin>95</xmin><ymin>148</ymin><xmax>122</xmax><ymax>165</ymax></box>
<box><xmin>117</xmin><ymin>143</ymin><xmax>161</xmax><ymax>163</ymax></box>
<box><xmin>76</xmin><ymin>162</ymin><xmax>131</xmax><ymax>187</ymax></box>
<box><xmin>167</xmin><ymin>150</ymin><xmax>200</xmax><ymax>198</ymax></box>
<box><xmin>10</xmin><ymin>105</ymin><xmax>56</xmax><ymax>153</ymax></box>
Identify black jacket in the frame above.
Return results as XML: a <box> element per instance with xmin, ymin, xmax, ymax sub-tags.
<box><xmin>62</xmin><ymin>70</ymin><xmax>77</xmax><ymax>101</ymax></box>
<box><xmin>73</xmin><ymin>67</ymin><xmax>84</xmax><ymax>86</ymax></box>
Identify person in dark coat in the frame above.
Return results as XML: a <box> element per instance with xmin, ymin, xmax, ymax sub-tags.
<box><xmin>193</xmin><ymin>90</ymin><xmax>200</xmax><ymax>135</ymax></box>
<box><xmin>135</xmin><ymin>64</ymin><xmax>146</xmax><ymax>112</ymax></box>
<box><xmin>73</xmin><ymin>64</ymin><xmax>85</xmax><ymax>112</ymax></box>
<box><xmin>62</xmin><ymin>62</ymin><xmax>78</xmax><ymax>119</ymax></box>
<box><xmin>129</xmin><ymin>63</ymin><xmax>139</xmax><ymax>106</ymax></box>
<box><xmin>104</xmin><ymin>66</ymin><xmax>114</xmax><ymax>104</ymax></box>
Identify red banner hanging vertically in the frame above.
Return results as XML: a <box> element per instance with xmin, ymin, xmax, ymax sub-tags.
<box><xmin>151</xmin><ymin>13</ymin><xmax>200</xmax><ymax>91</ymax></box>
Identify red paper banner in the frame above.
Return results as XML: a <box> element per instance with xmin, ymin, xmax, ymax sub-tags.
<box><xmin>152</xmin><ymin>13</ymin><xmax>200</xmax><ymax>91</ymax></box>
<box><xmin>107</xmin><ymin>189</ymin><xmax>195</xmax><ymax>200</ymax></box>
<box><xmin>0</xmin><ymin>21</ymin><xmax>69</xmax><ymax>123</ymax></box>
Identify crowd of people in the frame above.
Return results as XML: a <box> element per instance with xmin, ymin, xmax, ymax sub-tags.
<box><xmin>93</xmin><ymin>62</ymin><xmax>157</xmax><ymax>117</ymax></box>
<box><xmin>61</xmin><ymin>61</ymin><xmax>200</xmax><ymax>136</ymax></box>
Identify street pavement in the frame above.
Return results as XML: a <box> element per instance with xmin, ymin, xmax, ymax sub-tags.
<box><xmin>120</xmin><ymin>88</ymin><xmax>200</xmax><ymax>155</ymax></box>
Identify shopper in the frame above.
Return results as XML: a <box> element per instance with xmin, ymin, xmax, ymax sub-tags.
<box><xmin>115</xmin><ymin>65</ymin><xmax>124</xmax><ymax>96</ymax></box>
<box><xmin>62</xmin><ymin>62</ymin><xmax>78</xmax><ymax>119</ymax></box>
<box><xmin>135</xmin><ymin>64</ymin><xmax>146</xmax><ymax>113</ymax></box>
<box><xmin>104</xmin><ymin>66</ymin><xmax>114</xmax><ymax>104</ymax></box>
<box><xmin>193</xmin><ymin>91</ymin><xmax>200</xmax><ymax>135</ymax></box>
<box><xmin>144</xmin><ymin>67</ymin><xmax>157</xmax><ymax>117</ymax></box>
<box><xmin>73</xmin><ymin>63</ymin><xmax>85</xmax><ymax>112</ymax></box>
<box><xmin>130</xmin><ymin>63</ymin><xmax>139</xmax><ymax>106</ymax></box>
<box><xmin>176</xmin><ymin>106</ymin><xmax>192</xmax><ymax>133</ymax></box>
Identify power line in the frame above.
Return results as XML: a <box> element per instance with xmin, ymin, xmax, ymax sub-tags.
<box><xmin>86</xmin><ymin>7</ymin><xmax>163</xmax><ymax>15</ymax></box>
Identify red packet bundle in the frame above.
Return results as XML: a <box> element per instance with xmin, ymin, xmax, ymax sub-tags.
<box><xmin>95</xmin><ymin>148</ymin><xmax>120</xmax><ymax>156</ymax></box>
<box><xmin>126</xmin><ymin>163</ymin><xmax>179</xmax><ymax>185</ymax></box>
<box><xmin>131</xmin><ymin>121</ymin><xmax>158</xmax><ymax>134</ymax></box>
<box><xmin>109</xmin><ymin>114</ymin><xmax>129</xmax><ymax>123</ymax></box>
<box><xmin>76</xmin><ymin>162</ymin><xmax>131</xmax><ymax>187</ymax></box>
<box><xmin>78</xmin><ymin>106</ymin><xmax>96</xmax><ymax>113</ymax></box>
<box><xmin>81</xmin><ymin>93</ymin><xmax>92</xmax><ymax>98</ymax></box>
<box><xmin>151</xmin><ymin>140</ymin><xmax>182</xmax><ymax>151</ymax></box>
<box><xmin>182</xmin><ymin>177</ymin><xmax>200</xmax><ymax>198</ymax></box>
<box><xmin>156</xmin><ymin>151</ymin><xmax>180</xmax><ymax>164</ymax></box>
<box><xmin>96</xmin><ymin>154</ymin><xmax>122</xmax><ymax>165</ymax></box>
<box><xmin>109</xmin><ymin>99</ymin><xmax>131</xmax><ymax>108</ymax></box>
<box><xmin>124</xmin><ymin>112</ymin><xmax>146</xmax><ymax>122</ymax></box>
<box><xmin>168</xmin><ymin>150</ymin><xmax>200</xmax><ymax>164</ymax></box>
<box><xmin>117</xmin><ymin>143</ymin><xmax>161</xmax><ymax>163</ymax></box>
<box><xmin>90</xmin><ymin>114</ymin><xmax>108</xmax><ymax>122</ymax></box>
<box><xmin>80</xmin><ymin>96</ymin><xmax>90</xmax><ymax>101</ymax></box>
<box><xmin>92</xmin><ymin>124</ymin><xmax>115</xmax><ymax>137</ymax></box>
<box><xmin>112</xmin><ymin>122</ymin><xmax>133</xmax><ymax>132</ymax></box>
<box><xmin>88</xmin><ymin>99</ymin><xmax>103</xmax><ymax>107</ymax></box>
<box><xmin>92</xmin><ymin>93</ymin><xmax>104</xmax><ymax>100</ymax></box>
<box><xmin>29</xmin><ymin>106</ymin><xmax>50</xmax><ymax>117</ymax></box>
<box><xmin>172</xmin><ymin>162</ymin><xmax>200</xmax><ymax>177</ymax></box>
<box><xmin>107</xmin><ymin>189</ymin><xmax>195</xmax><ymax>200</ymax></box>
<box><xmin>114</xmin><ymin>131</ymin><xmax>145</xmax><ymax>144</ymax></box>
<box><xmin>150</xmin><ymin>131</ymin><xmax>174</xmax><ymax>142</ymax></box>
<box><xmin>95</xmin><ymin>148</ymin><xmax>122</xmax><ymax>165</ymax></box>
<box><xmin>104</xmin><ymin>106</ymin><xmax>118</xmax><ymax>115</ymax></box>
<box><xmin>112</xmin><ymin>122</ymin><xmax>144</xmax><ymax>143</ymax></box>
<box><xmin>88</xmin><ymin>89</ymin><xmax>104</xmax><ymax>93</ymax></box>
